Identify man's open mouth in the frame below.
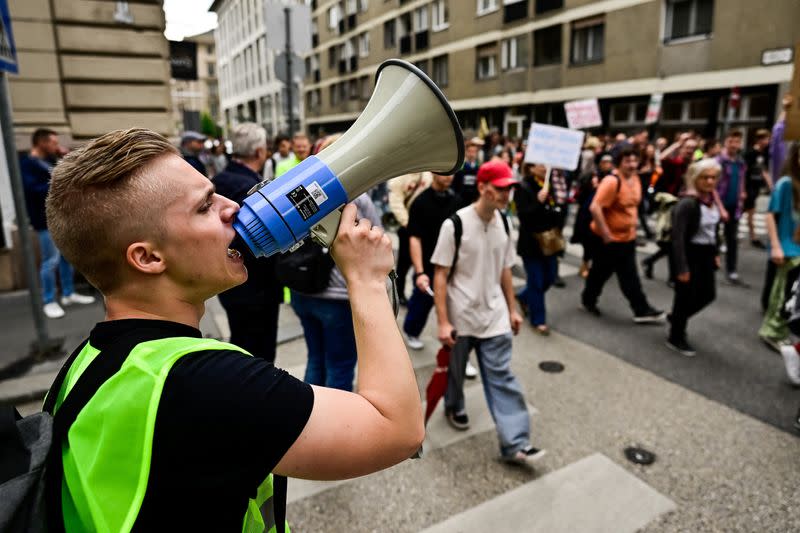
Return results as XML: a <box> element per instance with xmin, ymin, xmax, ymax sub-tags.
<box><xmin>227</xmin><ymin>244</ymin><xmax>242</xmax><ymax>260</ymax></box>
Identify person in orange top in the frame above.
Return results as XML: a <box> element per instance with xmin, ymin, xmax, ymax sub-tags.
<box><xmin>581</xmin><ymin>146</ymin><xmax>665</xmax><ymax>323</ymax></box>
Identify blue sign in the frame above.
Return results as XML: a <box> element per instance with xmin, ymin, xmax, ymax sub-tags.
<box><xmin>0</xmin><ymin>0</ymin><xmax>18</xmax><ymax>74</ymax></box>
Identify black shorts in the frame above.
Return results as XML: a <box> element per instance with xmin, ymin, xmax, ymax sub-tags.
<box><xmin>744</xmin><ymin>182</ymin><xmax>762</xmax><ymax>210</ymax></box>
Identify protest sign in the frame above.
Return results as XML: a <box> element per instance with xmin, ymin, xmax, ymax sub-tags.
<box><xmin>564</xmin><ymin>98</ymin><xmax>602</xmax><ymax>129</ymax></box>
<box><xmin>524</xmin><ymin>123</ymin><xmax>585</xmax><ymax>171</ymax></box>
<box><xmin>645</xmin><ymin>93</ymin><xmax>663</xmax><ymax>125</ymax></box>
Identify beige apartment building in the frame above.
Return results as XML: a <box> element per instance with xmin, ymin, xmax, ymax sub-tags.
<box><xmin>170</xmin><ymin>30</ymin><xmax>221</xmax><ymax>132</ymax></box>
<box><xmin>304</xmin><ymin>0</ymin><xmax>800</xmax><ymax>141</ymax></box>
<box><xmin>7</xmin><ymin>0</ymin><xmax>173</xmax><ymax>149</ymax></box>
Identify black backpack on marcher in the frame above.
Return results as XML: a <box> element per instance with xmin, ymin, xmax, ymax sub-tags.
<box><xmin>274</xmin><ymin>239</ymin><xmax>335</xmax><ymax>294</ymax></box>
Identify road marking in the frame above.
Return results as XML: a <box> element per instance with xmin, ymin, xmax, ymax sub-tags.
<box><xmin>419</xmin><ymin>453</ymin><xmax>676</xmax><ymax>533</ymax></box>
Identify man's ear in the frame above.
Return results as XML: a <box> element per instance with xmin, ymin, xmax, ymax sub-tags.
<box><xmin>126</xmin><ymin>241</ymin><xmax>166</xmax><ymax>275</ymax></box>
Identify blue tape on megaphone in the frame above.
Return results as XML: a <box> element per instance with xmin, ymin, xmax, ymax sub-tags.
<box><xmin>233</xmin><ymin>156</ymin><xmax>348</xmax><ymax>258</ymax></box>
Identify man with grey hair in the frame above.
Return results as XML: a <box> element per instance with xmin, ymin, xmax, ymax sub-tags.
<box><xmin>212</xmin><ymin>122</ymin><xmax>283</xmax><ymax>363</ymax></box>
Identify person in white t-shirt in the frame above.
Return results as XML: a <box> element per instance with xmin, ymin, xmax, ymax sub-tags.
<box><xmin>431</xmin><ymin>160</ymin><xmax>546</xmax><ymax>465</ymax></box>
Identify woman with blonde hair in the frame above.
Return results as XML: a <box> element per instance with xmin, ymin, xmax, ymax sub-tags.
<box><xmin>667</xmin><ymin>158</ymin><xmax>722</xmax><ymax>356</ymax></box>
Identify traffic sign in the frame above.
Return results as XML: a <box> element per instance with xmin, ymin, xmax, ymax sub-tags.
<box><xmin>0</xmin><ymin>0</ymin><xmax>18</xmax><ymax>74</ymax></box>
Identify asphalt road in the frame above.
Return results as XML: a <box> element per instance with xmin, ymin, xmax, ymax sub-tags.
<box><xmin>546</xmin><ymin>215</ymin><xmax>800</xmax><ymax>435</ymax></box>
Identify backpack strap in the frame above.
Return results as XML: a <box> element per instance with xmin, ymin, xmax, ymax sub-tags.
<box><xmin>447</xmin><ymin>214</ymin><xmax>462</xmax><ymax>282</ymax></box>
<box><xmin>273</xmin><ymin>474</ymin><xmax>288</xmax><ymax>533</ymax></box>
<box><xmin>498</xmin><ymin>210</ymin><xmax>510</xmax><ymax>235</ymax></box>
<box><xmin>45</xmin><ymin>334</ymin><xmax>143</xmax><ymax>533</ymax></box>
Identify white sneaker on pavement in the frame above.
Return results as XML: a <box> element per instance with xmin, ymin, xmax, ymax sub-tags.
<box><xmin>465</xmin><ymin>361</ymin><xmax>478</xmax><ymax>379</ymax></box>
<box><xmin>43</xmin><ymin>302</ymin><xmax>65</xmax><ymax>319</ymax></box>
<box><xmin>60</xmin><ymin>292</ymin><xmax>96</xmax><ymax>306</ymax></box>
<box><xmin>405</xmin><ymin>334</ymin><xmax>424</xmax><ymax>351</ymax></box>
<box><xmin>780</xmin><ymin>344</ymin><xmax>800</xmax><ymax>386</ymax></box>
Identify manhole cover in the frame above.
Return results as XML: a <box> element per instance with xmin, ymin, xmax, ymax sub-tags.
<box><xmin>624</xmin><ymin>446</ymin><xmax>656</xmax><ymax>465</ymax></box>
<box><xmin>538</xmin><ymin>361</ymin><xmax>564</xmax><ymax>373</ymax></box>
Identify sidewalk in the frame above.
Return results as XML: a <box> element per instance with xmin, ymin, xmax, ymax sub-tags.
<box><xmin>0</xmin><ymin>291</ymin><xmax>304</xmax><ymax>406</ymax></box>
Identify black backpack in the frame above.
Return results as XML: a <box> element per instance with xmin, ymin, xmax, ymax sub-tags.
<box><xmin>275</xmin><ymin>239</ymin><xmax>335</xmax><ymax>294</ymax></box>
<box><xmin>448</xmin><ymin>210</ymin><xmax>510</xmax><ymax>281</ymax></box>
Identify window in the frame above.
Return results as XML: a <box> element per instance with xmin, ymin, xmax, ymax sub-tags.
<box><xmin>328</xmin><ymin>4</ymin><xmax>342</xmax><ymax>30</ymax></box>
<box><xmin>384</xmin><ymin>19</ymin><xmax>396</xmax><ymax>48</ymax></box>
<box><xmin>432</xmin><ymin>0</ymin><xmax>449</xmax><ymax>31</ymax></box>
<box><xmin>349</xmin><ymin>78</ymin><xmax>359</xmax><ymax>100</ymax></box>
<box><xmin>503</xmin><ymin>0</ymin><xmax>528</xmax><ymax>24</ymax></box>
<box><xmin>358</xmin><ymin>0</ymin><xmax>368</xmax><ymax>12</ymax></box>
<box><xmin>346</xmin><ymin>0</ymin><xmax>357</xmax><ymax>15</ymax></box>
<box><xmin>501</xmin><ymin>35</ymin><xmax>526</xmax><ymax>70</ymax></box>
<box><xmin>610</xmin><ymin>102</ymin><xmax>648</xmax><ymax>126</ymax></box>
<box><xmin>477</xmin><ymin>0</ymin><xmax>498</xmax><ymax>15</ymax></box>
<box><xmin>665</xmin><ymin>0</ymin><xmax>713</xmax><ymax>42</ymax></box>
<box><xmin>306</xmin><ymin>89</ymin><xmax>321</xmax><ymax>111</ymax></box>
<box><xmin>330</xmin><ymin>84</ymin><xmax>339</xmax><ymax>106</ymax></box>
<box><xmin>535</xmin><ymin>0</ymin><xmax>562</xmax><ymax>13</ymax></box>
<box><xmin>414</xmin><ymin>6</ymin><xmax>428</xmax><ymax>31</ymax></box>
<box><xmin>360</xmin><ymin>76</ymin><xmax>371</xmax><ymax>99</ymax></box>
<box><xmin>207</xmin><ymin>44</ymin><xmax>215</xmax><ymax>55</ymax></box>
<box><xmin>571</xmin><ymin>16</ymin><xmax>604</xmax><ymax>65</ymax></box>
<box><xmin>432</xmin><ymin>54</ymin><xmax>448</xmax><ymax>87</ymax></box>
<box><xmin>534</xmin><ymin>25</ymin><xmax>561</xmax><ymax>66</ymax></box>
<box><xmin>328</xmin><ymin>47</ymin><xmax>337</xmax><ymax>68</ymax></box>
<box><xmin>358</xmin><ymin>32</ymin><xmax>370</xmax><ymax>57</ymax></box>
<box><xmin>208</xmin><ymin>62</ymin><xmax>216</xmax><ymax>77</ymax></box>
<box><xmin>476</xmin><ymin>43</ymin><xmax>497</xmax><ymax>80</ymax></box>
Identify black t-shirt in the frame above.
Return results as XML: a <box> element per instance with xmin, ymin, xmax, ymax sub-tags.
<box><xmin>406</xmin><ymin>187</ymin><xmax>461</xmax><ymax>276</ymax></box>
<box><xmin>78</xmin><ymin>319</ymin><xmax>314</xmax><ymax>531</ymax></box>
<box><xmin>744</xmin><ymin>147</ymin><xmax>769</xmax><ymax>184</ymax></box>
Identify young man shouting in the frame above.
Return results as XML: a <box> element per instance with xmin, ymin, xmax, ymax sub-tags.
<box><xmin>44</xmin><ymin>128</ymin><xmax>424</xmax><ymax>531</ymax></box>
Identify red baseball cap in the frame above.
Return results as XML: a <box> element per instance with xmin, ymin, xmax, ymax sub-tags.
<box><xmin>476</xmin><ymin>160</ymin><xmax>519</xmax><ymax>188</ymax></box>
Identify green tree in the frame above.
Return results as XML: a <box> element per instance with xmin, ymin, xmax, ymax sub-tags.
<box><xmin>200</xmin><ymin>112</ymin><xmax>221</xmax><ymax>138</ymax></box>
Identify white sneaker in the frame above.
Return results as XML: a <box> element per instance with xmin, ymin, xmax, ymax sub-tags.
<box><xmin>781</xmin><ymin>345</ymin><xmax>800</xmax><ymax>385</ymax></box>
<box><xmin>43</xmin><ymin>302</ymin><xmax>65</xmax><ymax>319</ymax></box>
<box><xmin>405</xmin><ymin>335</ymin><xmax>424</xmax><ymax>350</ymax></box>
<box><xmin>60</xmin><ymin>292</ymin><xmax>96</xmax><ymax>306</ymax></box>
<box><xmin>465</xmin><ymin>361</ymin><xmax>478</xmax><ymax>379</ymax></box>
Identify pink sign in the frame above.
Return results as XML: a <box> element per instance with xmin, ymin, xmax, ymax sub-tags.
<box><xmin>564</xmin><ymin>98</ymin><xmax>602</xmax><ymax>130</ymax></box>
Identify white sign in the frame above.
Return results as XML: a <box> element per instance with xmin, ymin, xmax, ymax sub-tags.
<box><xmin>645</xmin><ymin>93</ymin><xmax>663</xmax><ymax>125</ymax></box>
<box><xmin>762</xmin><ymin>47</ymin><xmax>793</xmax><ymax>66</ymax></box>
<box><xmin>564</xmin><ymin>98</ymin><xmax>602</xmax><ymax>130</ymax></box>
<box><xmin>524</xmin><ymin>123</ymin><xmax>585</xmax><ymax>171</ymax></box>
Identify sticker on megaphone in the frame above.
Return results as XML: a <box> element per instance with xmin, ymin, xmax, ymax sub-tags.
<box><xmin>233</xmin><ymin>59</ymin><xmax>465</xmax><ymax>258</ymax></box>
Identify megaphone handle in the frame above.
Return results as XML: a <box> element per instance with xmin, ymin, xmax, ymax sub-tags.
<box><xmin>311</xmin><ymin>207</ymin><xmax>401</xmax><ymax>318</ymax></box>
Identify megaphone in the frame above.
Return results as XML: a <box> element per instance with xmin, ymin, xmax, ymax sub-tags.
<box><xmin>233</xmin><ymin>59</ymin><xmax>464</xmax><ymax>258</ymax></box>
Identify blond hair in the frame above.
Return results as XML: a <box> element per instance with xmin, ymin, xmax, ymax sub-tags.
<box><xmin>684</xmin><ymin>158</ymin><xmax>721</xmax><ymax>193</ymax></box>
<box><xmin>46</xmin><ymin>128</ymin><xmax>178</xmax><ymax>293</ymax></box>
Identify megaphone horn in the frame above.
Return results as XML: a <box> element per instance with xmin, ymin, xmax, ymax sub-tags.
<box><xmin>234</xmin><ymin>58</ymin><xmax>465</xmax><ymax>258</ymax></box>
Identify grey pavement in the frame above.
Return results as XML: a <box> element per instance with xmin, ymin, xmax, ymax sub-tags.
<box><xmin>283</xmin><ymin>318</ymin><xmax>798</xmax><ymax>532</ymax></box>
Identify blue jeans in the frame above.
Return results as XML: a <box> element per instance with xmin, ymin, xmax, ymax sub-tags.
<box><xmin>518</xmin><ymin>255</ymin><xmax>557</xmax><ymax>326</ymax></box>
<box><xmin>38</xmin><ymin>230</ymin><xmax>74</xmax><ymax>304</ymax></box>
<box><xmin>445</xmin><ymin>333</ymin><xmax>531</xmax><ymax>457</ymax></box>
<box><xmin>290</xmin><ymin>292</ymin><xmax>357</xmax><ymax>391</ymax></box>
<box><xmin>403</xmin><ymin>286</ymin><xmax>434</xmax><ymax>337</ymax></box>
